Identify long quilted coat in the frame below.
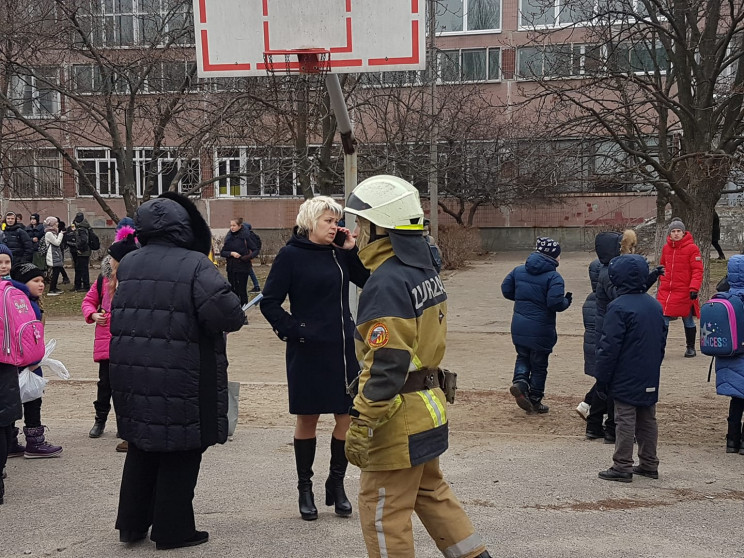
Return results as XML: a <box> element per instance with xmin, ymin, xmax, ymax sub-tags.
<box><xmin>109</xmin><ymin>197</ymin><xmax>245</xmax><ymax>452</ymax></box>
<box><xmin>656</xmin><ymin>232</ymin><xmax>703</xmax><ymax>318</ymax></box>
<box><xmin>582</xmin><ymin>258</ymin><xmax>601</xmax><ymax>376</ymax></box>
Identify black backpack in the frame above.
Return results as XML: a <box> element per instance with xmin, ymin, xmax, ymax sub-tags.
<box><xmin>249</xmin><ymin>230</ymin><xmax>262</xmax><ymax>256</ymax></box>
<box><xmin>88</xmin><ymin>228</ymin><xmax>101</xmax><ymax>251</ymax></box>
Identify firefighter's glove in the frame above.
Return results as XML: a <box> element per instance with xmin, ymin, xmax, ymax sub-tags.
<box><xmin>345</xmin><ymin>420</ymin><xmax>372</xmax><ymax>469</ymax></box>
<box><xmin>690</xmin><ymin>291</ymin><xmax>698</xmax><ymax>300</ymax></box>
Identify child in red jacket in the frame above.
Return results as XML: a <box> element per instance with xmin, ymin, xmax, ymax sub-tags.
<box><xmin>656</xmin><ymin>218</ymin><xmax>703</xmax><ymax>358</ymax></box>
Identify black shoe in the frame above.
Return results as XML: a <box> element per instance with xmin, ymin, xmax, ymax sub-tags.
<box><xmin>604</xmin><ymin>433</ymin><xmax>616</xmax><ymax>444</ymax></box>
<box><xmin>684</xmin><ymin>346</ymin><xmax>696</xmax><ymax>358</ymax></box>
<box><xmin>155</xmin><ymin>531</ymin><xmax>209</xmax><ymax>550</ymax></box>
<box><xmin>89</xmin><ymin>420</ymin><xmax>105</xmax><ymax>438</ymax></box>
<box><xmin>119</xmin><ymin>530</ymin><xmax>148</xmax><ymax>543</ymax></box>
<box><xmin>585</xmin><ymin>429</ymin><xmax>605</xmax><ymax>440</ymax></box>
<box><xmin>726</xmin><ymin>439</ymin><xmax>740</xmax><ymax>453</ymax></box>
<box><xmin>598</xmin><ymin>468</ymin><xmax>632</xmax><ymax>482</ymax></box>
<box><xmin>251</xmin><ymin>286</ymin><xmax>261</xmax><ymax>292</ymax></box>
<box><xmin>530</xmin><ymin>399</ymin><xmax>549</xmax><ymax>414</ymax></box>
<box><xmin>509</xmin><ymin>384</ymin><xmax>534</xmax><ymax>413</ymax></box>
<box><xmin>632</xmin><ymin>466</ymin><xmax>659</xmax><ymax>479</ymax></box>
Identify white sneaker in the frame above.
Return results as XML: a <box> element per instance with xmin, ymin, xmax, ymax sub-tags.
<box><xmin>47</xmin><ymin>290</ymin><xmax>63</xmax><ymax>296</ymax></box>
<box><xmin>576</xmin><ymin>401</ymin><xmax>590</xmax><ymax>420</ymax></box>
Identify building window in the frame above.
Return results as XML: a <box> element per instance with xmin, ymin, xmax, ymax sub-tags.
<box><xmin>72</xmin><ymin>61</ymin><xmax>196</xmax><ymax>94</ymax></box>
<box><xmin>215</xmin><ymin>147</ymin><xmax>307</xmax><ymax>197</ymax></box>
<box><xmin>517</xmin><ymin>45</ymin><xmax>575</xmax><ymax>79</ymax></box>
<box><xmin>439</xmin><ymin>48</ymin><xmax>500</xmax><ymax>83</ymax></box>
<box><xmin>75</xmin><ymin>0</ymin><xmax>194</xmax><ymax>48</ymax></box>
<box><xmin>519</xmin><ymin>0</ymin><xmax>655</xmax><ymax>28</ymax></box>
<box><xmin>436</xmin><ymin>0</ymin><xmax>501</xmax><ymax>34</ymax></box>
<box><xmin>6</xmin><ymin>149</ymin><xmax>63</xmax><ymax>198</ymax></box>
<box><xmin>76</xmin><ymin>147</ymin><xmax>198</xmax><ymax>196</ymax></box>
<box><xmin>8</xmin><ymin>68</ymin><xmax>60</xmax><ymax>118</ymax></box>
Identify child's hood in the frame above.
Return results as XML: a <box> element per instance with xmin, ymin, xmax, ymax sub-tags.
<box><xmin>727</xmin><ymin>255</ymin><xmax>744</xmax><ymax>293</ymax></box>
<box><xmin>608</xmin><ymin>254</ymin><xmax>650</xmax><ymax>295</ymax></box>
<box><xmin>595</xmin><ymin>232</ymin><xmax>622</xmax><ymax>265</ymax></box>
<box><xmin>525</xmin><ymin>252</ymin><xmax>559</xmax><ymax>275</ymax></box>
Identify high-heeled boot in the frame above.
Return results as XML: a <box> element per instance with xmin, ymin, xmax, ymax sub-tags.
<box><xmin>325</xmin><ymin>436</ymin><xmax>352</xmax><ymax>517</ymax></box>
<box><xmin>294</xmin><ymin>438</ymin><xmax>318</xmax><ymax>521</ymax></box>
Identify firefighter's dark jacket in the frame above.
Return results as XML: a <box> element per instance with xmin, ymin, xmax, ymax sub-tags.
<box><xmin>351</xmin><ymin>234</ymin><xmax>449</xmax><ymax>471</ymax></box>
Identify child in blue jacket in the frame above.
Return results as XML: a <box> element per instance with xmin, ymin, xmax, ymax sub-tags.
<box><xmin>712</xmin><ymin>254</ymin><xmax>744</xmax><ymax>454</ymax></box>
<box><xmin>501</xmin><ymin>237</ymin><xmax>572</xmax><ymax>414</ymax></box>
<box><xmin>595</xmin><ymin>255</ymin><xmax>667</xmax><ymax>482</ymax></box>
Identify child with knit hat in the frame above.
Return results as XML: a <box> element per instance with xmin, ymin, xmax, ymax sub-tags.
<box><xmin>7</xmin><ymin>263</ymin><xmax>63</xmax><ymax>459</ymax></box>
<box><xmin>656</xmin><ymin>218</ymin><xmax>703</xmax><ymax>357</ymax></box>
<box><xmin>501</xmin><ymin>237</ymin><xmax>573</xmax><ymax>413</ymax></box>
<box><xmin>82</xmin><ymin>226</ymin><xmax>137</xmax><ymax>451</ymax></box>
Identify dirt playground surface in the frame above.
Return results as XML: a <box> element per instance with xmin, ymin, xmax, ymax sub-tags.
<box><xmin>44</xmin><ymin>251</ymin><xmax>729</xmax><ymax>446</ymax></box>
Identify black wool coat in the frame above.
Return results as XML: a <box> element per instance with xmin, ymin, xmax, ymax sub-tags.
<box><xmin>109</xmin><ymin>197</ymin><xmax>245</xmax><ymax>452</ymax></box>
<box><xmin>260</xmin><ymin>231</ymin><xmax>369</xmax><ymax>414</ymax></box>
<box><xmin>220</xmin><ymin>226</ymin><xmax>258</xmax><ymax>273</ymax></box>
<box><xmin>4</xmin><ymin>224</ymin><xmax>32</xmax><ymax>264</ymax></box>
<box><xmin>0</xmin><ymin>362</ymin><xmax>22</xmax><ymax>427</ymax></box>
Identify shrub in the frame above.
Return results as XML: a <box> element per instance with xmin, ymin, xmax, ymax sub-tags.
<box><xmin>437</xmin><ymin>225</ymin><xmax>481</xmax><ymax>270</ymax></box>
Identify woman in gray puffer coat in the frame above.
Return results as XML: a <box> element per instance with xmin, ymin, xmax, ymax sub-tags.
<box><xmin>109</xmin><ymin>192</ymin><xmax>245</xmax><ymax>550</ymax></box>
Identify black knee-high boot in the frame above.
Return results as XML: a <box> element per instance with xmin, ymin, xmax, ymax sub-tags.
<box><xmin>325</xmin><ymin>436</ymin><xmax>352</xmax><ymax>517</ymax></box>
<box><xmin>294</xmin><ymin>438</ymin><xmax>317</xmax><ymax>521</ymax></box>
<box><xmin>684</xmin><ymin>327</ymin><xmax>697</xmax><ymax>358</ymax></box>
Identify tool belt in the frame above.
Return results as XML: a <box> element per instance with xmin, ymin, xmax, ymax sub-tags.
<box><xmin>400</xmin><ymin>368</ymin><xmax>458</xmax><ymax>403</ymax></box>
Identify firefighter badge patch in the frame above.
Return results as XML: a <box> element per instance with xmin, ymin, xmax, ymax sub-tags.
<box><xmin>368</xmin><ymin>323</ymin><xmax>389</xmax><ymax>348</ymax></box>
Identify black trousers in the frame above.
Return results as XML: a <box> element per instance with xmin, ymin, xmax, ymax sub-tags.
<box><xmin>74</xmin><ymin>255</ymin><xmax>90</xmax><ymax>290</ymax></box>
<box><xmin>0</xmin><ymin>424</ymin><xmax>12</xmax><ymax>474</ymax></box>
<box><xmin>49</xmin><ymin>266</ymin><xmax>63</xmax><ymax>291</ymax></box>
<box><xmin>587</xmin><ymin>386</ymin><xmax>615</xmax><ymax>434</ymax></box>
<box><xmin>712</xmin><ymin>240</ymin><xmax>725</xmax><ymax>259</ymax></box>
<box><xmin>93</xmin><ymin>360</ymin><xmax>111</xmax><ymax>420</ymax></box>
<box><xmin>23</xmin><ymin>397</ymin><xmax>42</xmax><ymax>428</ymax></box>
<box><xmin>727</xmin><ymin>397</ymin><xmax>744</xmax><ymax>440</ymax></box>
<box><xmin>227</xmin><ymin>270</ymin><xmax>249</xmax><ymax>305</ymax></box>
<box><xmin>116</xmin><ymin>443</ymin><xmax>203</xmax><ymax>544</ymax></box>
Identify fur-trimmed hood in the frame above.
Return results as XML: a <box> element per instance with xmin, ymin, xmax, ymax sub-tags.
<box><xmin>620</xmin><ymin>229</ymin><xmax>637</xmax><ymax>254</ymax></box>
<box><xmin>134</xmin><ymin>192</ymin><xmax>212</xmax><ymax>255</ymax></box>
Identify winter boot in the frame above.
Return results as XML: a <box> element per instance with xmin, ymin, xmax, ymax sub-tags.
<box><xmin>89</xmin><ymin>419</ymin><xmax>105</xmax><ymax>438</ymax></box>
<box><xmin>684</xmin><ymin>327</ymin><xmax>697</xmax><ymax>358</ymax></box>
<box><xmin>23</xmin><ymin>426</ymin><xmax>63</xmax><ymax>458</ymax></box>
<box><xmin>529</xmin><ymin>397</ymin><xmax>549</xmax><ymax>414</ymax></box>
<box><xmin>294</xmin><ymin>437</ymin><xmax>318</xmax><ymax>521</ymax></box>
<box><xmin>8</xmin><ymin>427</ymin><xmax>25</xmax><ymax>458</ymax></box>
<box><xmin>325</xmin><ymin>436</ymin><xmax>352</xmax><ymax>517</ymax></box>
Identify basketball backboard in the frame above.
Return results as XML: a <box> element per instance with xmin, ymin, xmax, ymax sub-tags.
<box><xmin>193</xmin><ymin>0</ymin><xmax>426</xmax><ymax>77</ymax></box>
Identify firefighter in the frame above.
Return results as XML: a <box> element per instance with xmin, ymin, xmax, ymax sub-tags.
<box><xmin>344</xmin><ymin>175</ymin><xmax>491</xmax><ymax>558</ymax></box>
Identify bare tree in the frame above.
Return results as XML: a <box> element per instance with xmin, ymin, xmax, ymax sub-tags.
<box><xmin>517</xmin><ymin>0</ymin><xmax>744</xmax><ymax>262</ymax></box>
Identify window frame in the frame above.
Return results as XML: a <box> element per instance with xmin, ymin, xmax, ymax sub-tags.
<box><xmin>435</xmin><ymin>0</ymin><xmax>503</xmax><ymax>36</ymax></box>
<box><xmin>437</xmin><ymin>47</ymin><xmax>501</xmax><ymax>84</ymax></box>
<box><xmin>8</xmin><ymin>67</ymin><xmax>61</xmax><ymax>119</ymax></box>
<box><xmin>5</xmin><ymin>149</ymin><xmax>64</xmax><ymax>199</ymax></box>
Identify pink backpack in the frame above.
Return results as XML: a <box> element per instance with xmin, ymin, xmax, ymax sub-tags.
<box><xmin>0</xmin><ymin>280</ymin><xmax>44</xmax><ymax>367</ymax></box>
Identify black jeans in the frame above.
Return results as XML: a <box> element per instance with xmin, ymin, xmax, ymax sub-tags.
<box><xmin>587</xmin><ymin>384</ymin><xmax>615</xmax><ymax>435</ymax></box>
<box><xmin>0</xmin><ymin>424</ymin><xmax>12</xmax><ymax>474</ymax></box>
<box><xmin>94</xmin><ymin>360</ymin><xmax>112</xmax><ymax>421</ymax></box>
<box><xmin>74</xmin><ymin>255</ymin><xmax>90</xmax><ymax>290</ymax></box>
<box><xmin>227</xmin><ymin>270</ymin><xmax>250</xmax><ymax>305</ymax></box>
<box><xmin>116</xmin><ymin>443</ymin><xmax>203</xmax><ymax>544</ymax></box>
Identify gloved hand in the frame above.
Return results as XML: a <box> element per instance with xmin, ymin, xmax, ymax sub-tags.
<box><xmin>345</xmin><ymin>420</ymin><xmax>372</xmax><ymax>469</ymax></box>
<box><xmin>565</xmin><ymin>292</ymin><xmax>573</xmax><ymax>304</ymax></box>
<box><xmin>595</xmin><ymin>383</ymin><xmax>608</xmax><ymax>401</ymax></box>
<box><xmin>656</xmin><ymin>265</ymin><xmax>665</xmax><ymax>276</ymax></box>
<box><xmin>690</xmin><ymin>291</ymin><xmax>698</xmax><ymax>300</ymax></box>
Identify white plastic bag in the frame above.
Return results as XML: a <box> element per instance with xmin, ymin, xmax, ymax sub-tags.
<box><xmin>227</xmin><ymin>381</ymin><xmax>240</xmax><ymax>438</ymax></box>
<box><xmin>33</xmin><ymin>339</ymin><xmax>71</xmax><ymax>380</ymax></box>
<box><xmin>18</xmin><ymin>368</ymin><xmax>48</xmax><ymax>403</ymax></box>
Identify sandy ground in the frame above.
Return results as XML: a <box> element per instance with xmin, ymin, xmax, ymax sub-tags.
<box><xmin>3</xmin><ymin>251</ymin><xmax>743</xmax><ymax>558</ymax></box>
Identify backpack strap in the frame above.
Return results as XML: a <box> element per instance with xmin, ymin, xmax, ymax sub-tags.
<box><xmin>708</xmin><ymin>357</ymin><xmax>715</xmax><ymax>383</ymax></box>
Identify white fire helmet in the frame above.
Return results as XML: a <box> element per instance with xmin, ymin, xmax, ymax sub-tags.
<box><xmin>344</xmin><ymin>175</ymin><xmax>424</xmax><ymax>231</ymax></box>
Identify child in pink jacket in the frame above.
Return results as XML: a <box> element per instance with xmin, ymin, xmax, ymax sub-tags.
<box><xmin>81</xmin><ymin>226</ymin><xmax>137</xmax><ymax>449</ymax></box>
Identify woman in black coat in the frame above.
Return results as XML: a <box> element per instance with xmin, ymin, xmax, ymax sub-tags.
<box><xmin>220</xmin><ymin>217</ymin><xmax>258</xmax><ymax>306</ymax></box>
<box><xmin>109</xmin><ymin>192</ymin><xmax>245</xmax><ymax>550</ymax></box>
<box><xmin>260</xmin><ymin>196</ymin><xmax>369</xmax><ymax>521</ymax></box>
<box><xmin>0</xmin><ymin>361</ymin><xmax>23</xmax><ymax>504</ymax></box>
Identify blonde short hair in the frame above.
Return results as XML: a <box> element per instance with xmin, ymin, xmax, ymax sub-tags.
<box><xmin>296</xmin><ymin>196</ymin><xmax>343</xmax><ymax>235</ymax></box>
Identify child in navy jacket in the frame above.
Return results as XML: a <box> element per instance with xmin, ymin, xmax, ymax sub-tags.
<box><xmin>595</xmin><ymin>255</ymin><xmax>667</xmax><ymax>482</ymax></box>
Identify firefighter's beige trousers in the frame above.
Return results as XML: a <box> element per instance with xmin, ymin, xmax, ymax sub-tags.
<box><xmin>358</xmin><ymin>458</ymin><xmax>486</xmax><ymax>558</ymax></box>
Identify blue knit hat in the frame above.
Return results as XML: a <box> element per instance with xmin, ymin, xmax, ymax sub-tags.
<box><xmin>0</xmin><ymin>244</ymin><xmax>13</xmax><ymax>263</ymax></box>
<box><xmin>535</xmin><ymin>237</ymin><xmax>561</xmax><ymax>259</ymax></box>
